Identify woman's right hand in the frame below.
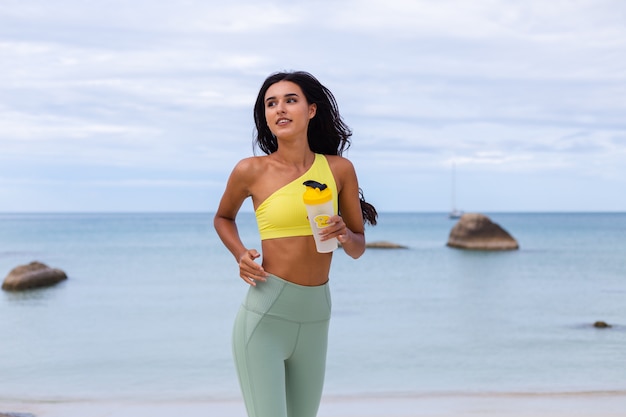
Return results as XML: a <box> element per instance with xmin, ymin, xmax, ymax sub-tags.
<box><xmin>238</xmin><ymin>249</ymin><xmax>268</xmax><ymax>286</ymax></box>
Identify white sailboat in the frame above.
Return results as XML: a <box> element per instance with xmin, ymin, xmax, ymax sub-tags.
<box><xmin>449</xmin><ymin>162</ymin><xmax>463</xmax><ymax>219</ymax></box>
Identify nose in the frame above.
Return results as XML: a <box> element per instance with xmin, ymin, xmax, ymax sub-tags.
<box><xmin>275</xmin><ymin>100</ymin><xmax>286</xmax><ymax>113</ymax></box>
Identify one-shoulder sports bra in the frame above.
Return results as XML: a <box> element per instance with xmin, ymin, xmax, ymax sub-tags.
<box><xmin>255</xmin><ymin>154</ymin><xmax>338</xmax><ymax>240</ymax></box>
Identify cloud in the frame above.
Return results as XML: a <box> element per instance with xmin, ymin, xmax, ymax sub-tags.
<box><xmin>326</xmin><ymin>0</ymin><xmax>626</xmax><ymax>46</ymax></box>
<box><xmin>0</xmin><ymin>110</ymin><xmax>159</xmax><ymax>140</ymax></box>
<box><xmin>0</xmin><ymin>177</ymin><xmax>221</xmax><ymax>188</ymax></box>
<box><xmin>1</xmin><ymin>0</ymin><xmax>625</xmax><ymax>211</ymax></box>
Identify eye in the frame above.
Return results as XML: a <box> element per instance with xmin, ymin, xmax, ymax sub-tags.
<box><xmin>266</xmin><ymin>100</ymin><xmax>276</xmax><ymax>108</ymax></box>
<box><xmin>286</xmin><ymin>97</ymin><xmax>297</xmax><ymax>103</ymax></box>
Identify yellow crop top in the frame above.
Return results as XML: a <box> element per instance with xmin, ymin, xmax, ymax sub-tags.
<box><xmin>255</xmin><ymin>153</ymin><xmax>338</xmax><ymax>240</ymax></box>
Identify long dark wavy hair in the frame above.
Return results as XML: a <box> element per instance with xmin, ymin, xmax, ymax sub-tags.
<box><xmin>253</xmin><ymin>71</ymin><xmax>377</xmax><ymax>226</ymax></box>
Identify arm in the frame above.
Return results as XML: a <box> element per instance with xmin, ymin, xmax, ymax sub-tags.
<box><xmin>213</xmin><ymin>159</ymin><xmax>268</xmax><ymax>285</ymax></box>
<box><xmin>321</xmin><ymin>157</ymin><xmax>366</xmax><ymax>259</ymax></box>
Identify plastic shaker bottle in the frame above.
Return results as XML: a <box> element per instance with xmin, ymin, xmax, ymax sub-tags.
<box><xmin>302</xmin><ymin>180</ymin><xmax>338</xmax><ymax>253</ymax></box>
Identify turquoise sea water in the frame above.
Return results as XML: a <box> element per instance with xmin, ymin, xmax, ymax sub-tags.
<box><xmin>0</xmin><ymin>212</ymin><xmax>625</xmax><ymax>402</ymax></box>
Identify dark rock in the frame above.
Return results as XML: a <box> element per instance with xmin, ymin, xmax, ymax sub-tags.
<box><xmin>593</xmin><ymin>321</ymin><xmax>612</xmax><ymax>329</ymax></box>
<box><xmin>2</xmin><ymin>261</ymin><xmax>67</xmax><ymax>291</ymax></box>
<box><xmin>447</xmin><ymin>213</ymin><xmax>519</xmax><ymax>250</ymax></box>
<box><xmin>366</xmin><ymin>241</ymin><xmax>408</xmax><ymax>249</ymax></box>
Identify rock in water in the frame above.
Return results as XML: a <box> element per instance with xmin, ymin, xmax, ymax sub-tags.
<box><xmin>447</xmin><ymin>213</ymin><xmax>519</xmax><ymax>250</ymax></box>
<box><xmin>2</xmin><ymin>261</ymin><xmax>68</xmax><ymax>291</ymax></box>
<box><xmin>365</xmin><ymin>241</ymin><xmax>408</xmax><ymax>249</ymax></box>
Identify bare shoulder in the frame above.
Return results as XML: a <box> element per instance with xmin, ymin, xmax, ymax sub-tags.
<box><xmin>231</xmin><ymin>156</ymin><xmax>269</xmax><ymax>181</ymax></box>
<box><xmin>324</xmin><ymin>154</ymin><xmax>356</xmax><ymax>176</ymax></box>
<box><xmin>324</xmin><ymin>155</ymin><xmax>359</xmax><ymax>195</ymax></box>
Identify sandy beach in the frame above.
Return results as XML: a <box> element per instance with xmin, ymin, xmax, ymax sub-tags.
<box><xmin>3</xmin><ymin>392</ymin><xmax>626</xmax><ymax>417</ymax></box>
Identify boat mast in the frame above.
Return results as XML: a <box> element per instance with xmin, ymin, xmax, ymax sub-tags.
<box><xmin>449</xmin><ymin>162</ymin><xmax>462</xmax><ymax>218</ymax></box>
<box><xmin>451</xmin><ymin>162</ymin><xmax>456</xmax><ymax>212</ymax></box>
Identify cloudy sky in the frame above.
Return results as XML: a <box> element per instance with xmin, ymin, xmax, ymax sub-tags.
<box><xmin>1</xmin><ymin>0</ymin><xmax>625</xmax><ymax>213</ymax></box>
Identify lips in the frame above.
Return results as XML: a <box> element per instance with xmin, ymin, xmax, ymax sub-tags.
<box><xmin>276</xmin><ymin>118</ymin><xmax>291</xmax><ymax>125</ymax></box>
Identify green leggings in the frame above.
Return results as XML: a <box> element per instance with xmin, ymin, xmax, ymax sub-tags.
<box><xmin>233</xmin><ymin>274</ymin><xmax>332</xmax><ymax>417</ymax></box>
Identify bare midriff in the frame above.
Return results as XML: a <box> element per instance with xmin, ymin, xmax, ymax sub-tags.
<box><xmin>261</xmin><ymin>237</ymin><xmax>332</xmax><ymax>286</ymax></box>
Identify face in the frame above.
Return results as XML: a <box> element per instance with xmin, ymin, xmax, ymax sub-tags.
<box><xmin>264</xmin><ymin>81</ymin><xmax>317</xmax><ymax>140</ymax></box>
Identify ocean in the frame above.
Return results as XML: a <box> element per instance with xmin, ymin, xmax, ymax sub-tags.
<box><xmin>1</xmin><ymin>212</ymin><xmax>625</xmax><ymax>403</ymax></box>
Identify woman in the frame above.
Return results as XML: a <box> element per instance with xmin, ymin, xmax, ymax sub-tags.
<box><xmin>214</xmin><ymin>71</ymin><xmax>377</xmax><ymax>417</ymax></box>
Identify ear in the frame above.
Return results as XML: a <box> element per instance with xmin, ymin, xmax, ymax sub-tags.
<box><xmin>308</xmin><ymin>103</ymin><xmax>317</xmax><ymax>119</ymax></box>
